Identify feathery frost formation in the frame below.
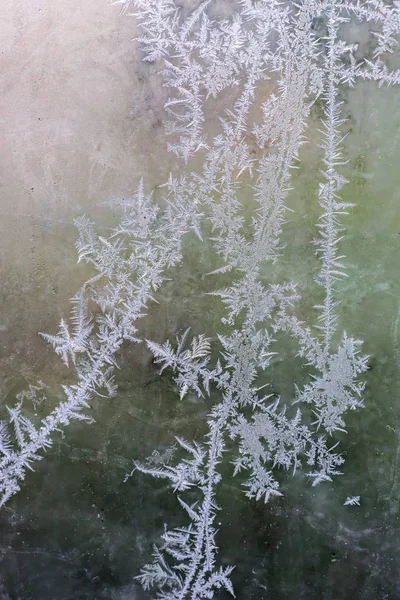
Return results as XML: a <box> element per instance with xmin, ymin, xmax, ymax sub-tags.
<box><xmin>0</xmin><ymin>181</ymin><xmax>201</xmax><ymax>507</ymax></box>
<box><xmin>1</xmin><ymin>0</ymin><xmax>400</xmax><ymax>597</ymax></box>
<box><xmin>123</xmin><ymin>1</ymin><xmax>397</xmax><ymax>597</ymax></box>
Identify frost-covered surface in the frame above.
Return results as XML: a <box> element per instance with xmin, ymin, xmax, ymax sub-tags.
<box><xmin>1</xmin><ymin>0</ymin><xmax>400</xmax><ymax>598</ymax></box>
<box><xmin>0</xmin><ymin>181</ymin><xmax>201</xmax><ymax>507</ymax></box>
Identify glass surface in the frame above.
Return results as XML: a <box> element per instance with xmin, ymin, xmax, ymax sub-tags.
<box><xmin>1</xmin><ymin>2</ymin><xmax>400</xmax><ymax>599</ymax></box>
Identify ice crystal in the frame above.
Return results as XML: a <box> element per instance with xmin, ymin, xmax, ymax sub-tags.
<box><xmin>344</xmin><ymin>495</ymin><xmax>361</xmax><ymax>506</ymax></box>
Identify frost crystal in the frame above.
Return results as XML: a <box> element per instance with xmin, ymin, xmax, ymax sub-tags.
<box><xmin>344</xmin><ymin>495</ymin><xmax>361</xmax><ymax>506</ymax></box>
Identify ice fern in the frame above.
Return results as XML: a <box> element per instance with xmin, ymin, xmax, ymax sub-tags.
<box><xmin>1</xmin><ymin>0</ymin><xmax>399</xmax><ymax>598</ymax></box>
<box><xmin>0</xmin><ymin>179</ymin><xmax>201</xmax><ymax>507</ymax></box>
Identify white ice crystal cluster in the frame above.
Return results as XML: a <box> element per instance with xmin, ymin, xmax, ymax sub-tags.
<box><xmin>1</xmin><ymin>1</ymin><xmax>400</xmax><ymax>598</ymax></box>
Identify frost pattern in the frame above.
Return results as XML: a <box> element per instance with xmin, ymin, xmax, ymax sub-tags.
<box><xmin>1</xmin><ymin>0</ymin><xmax>399</xmax><ymax>598</ymax></box>
<box><xmin>344</xmin><ymin>495</ymin><xmax>361</xmax><ymax>506</ymax></box>
<box><xmin>122</xmin><ymin>1</ymin><xmax>397</xmax><ymax>597</ymax></box>
<box><xmin>0</xmin><ymin>180</ymin><xmax>201</xmax><ymax>506</ymax></box>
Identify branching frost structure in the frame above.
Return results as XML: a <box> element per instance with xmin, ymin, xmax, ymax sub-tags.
<box><xmin>122</xmin><ymin>1</ymin><xmax>397</xmax><ymax>597</ymax></box>
<box><xmin>0</xmin><ymin>180</ymin><xmax>201</xmax><ymax>507</ymax></box>
<box><xmin>1</xmin><ymin>0</ymin><xmax>400</xmax><ymax>597</ymax></box>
